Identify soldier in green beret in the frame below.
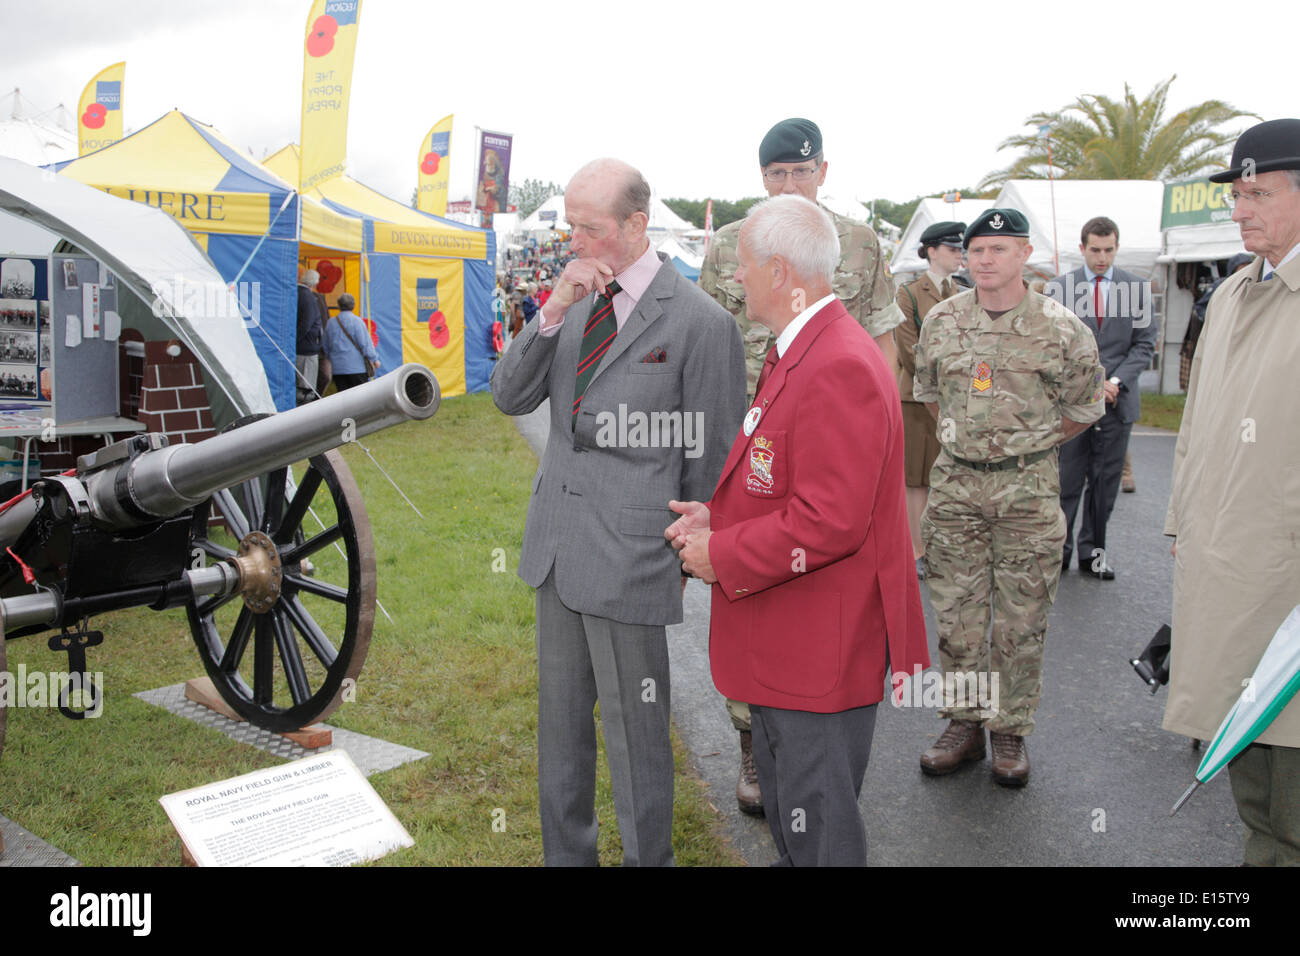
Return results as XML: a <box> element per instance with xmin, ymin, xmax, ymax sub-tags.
<box><xmin>700</xmin><ymin>117</ymin><xmax>904</xmax><ymax>400</ymax></box>
<box><xmin>913</xmin><ymin>208</ymin><xmax>1104</xmax><ymax>786</ymax></box>
<box><xmin>696</xmin><ymin>117</ymin><xmax>904</xmax><ymax>816</ymax></box>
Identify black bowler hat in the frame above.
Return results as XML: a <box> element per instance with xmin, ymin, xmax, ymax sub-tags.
<box><xmin>759</xmin><ymin>118</ymin><xmax>822</xmax><ymax>166</ymax></box>
<box><xmin>919</xmin><ymin>220</ymin><xmax>966</xmax><ymax>249</ymax></box>
<box><xmin>1209</xmin><ymin>118</ymin><xmax>1300</xmax><ymax>183</ymax></box>
<box><xmin>963</xmin><ymin>208</ymin><xmax>1030</xmax><ymax>248</ymax></box>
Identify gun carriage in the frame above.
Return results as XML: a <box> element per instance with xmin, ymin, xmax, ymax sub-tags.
<box><xmin>0</xmin><ymin>363</ymin><xmax>440</xmax><ymax>759</ymax></box>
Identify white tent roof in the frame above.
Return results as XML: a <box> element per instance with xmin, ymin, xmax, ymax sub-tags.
<box><xmin>993</xmin><ymin>180</ymin><xmax>1165</xmax><ymax>278</ymax></box>
<box><xmin>1162</xmin><ymin>221</ymin><xmax>1245</xmax><ymax>264</ymax></box>
<box><xmin>518</xmin><ymin>194</ymin><xmax>568</xmax><ymax>233</ymax></box>
<box><xmin>656</xmin><ymin>234</ymin><xmax>702</xmax><ymax>270</ymax></box>
<box><xmin>517</xmin><ymin>192</ymin><xmax>695</xmax><ymax>237</ymax></box>
<box><xmin>0</xmin><ymin>88</ymin><xmax>78</xmax><ymax>167</ymax></box>
<box><xmin>647</xmin><ymin>194</ymin><xmax>694</xmax><ymax>234</ymax></box>
<box><xmin>0</xmin><ymin>117</ymin><xmax>77</xmax><ymax>167</ymax></box>
<box><xmin>890</xmin><ymin>198</ymin><xmax>994</xmax><ymax>276</ymax></box>
<box><xmin>0</xmin><ymin>157</ymin><xmax>274</xmax><ymax>414</ymax></box>
<box><xmin>819</xmin><ymin>194</ymin><xmax>871</xmax><ymax>224</ymax></box>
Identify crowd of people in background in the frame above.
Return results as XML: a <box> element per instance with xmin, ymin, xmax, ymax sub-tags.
<box><xmin>495</xmin><ymin>239</ymin><xmax>572</xmax><ymax>341</ymax></box>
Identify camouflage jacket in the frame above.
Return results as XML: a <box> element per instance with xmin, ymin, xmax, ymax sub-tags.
<box><xmin>699</xmin><ymin>205</ymin><xmax>903</xmax><ymax>398</ymax></box>
<box><xmin>913</xmin><ymin>289</ymin><xmax>1105</xmax><ymax>460</ymax></box>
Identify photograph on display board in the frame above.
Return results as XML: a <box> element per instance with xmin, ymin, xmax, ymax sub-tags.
<box><xmin>39</xmin><ymin>330</ymin><xmax>50</xmax><ymax>365</ymax></box>
<box><xmin>0</xmin><ymin>258</ymin><xmax>35</xmax><ymax>299</ymax></box>
<box><xmin>0</xmin><ymin>299</ymin><xmax>38</xmax><ymax>330</ymax></box>
<box><xmin>1</xmin><ymin>330</ymin><xmax>37</xmax><ymax>364</ymax></box>
<box><xmin>62</xmin><ymin>258</ymin><xmax>78</xmax><ymax>290</ymax></box>
<box><xmin>0</xmin><ymin>363</ymin><xmax>38</xmax><ymax>399</ymax></box>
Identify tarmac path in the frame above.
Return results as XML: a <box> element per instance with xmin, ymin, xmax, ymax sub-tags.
<box><xmin>510</xmin><ymin>401</ymin><xmax>1240</xmax><ymax>867</ymax></box>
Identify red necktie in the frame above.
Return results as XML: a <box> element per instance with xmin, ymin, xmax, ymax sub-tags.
<box><xmin>1094</xmin><ymin>275</ymin><xmax>1104</xmax><ymax>330</ymax></box>
<box><xmin>755</xmin><ymin>346</ymin><xmax>779</xmax><ymax>394</ymax></box>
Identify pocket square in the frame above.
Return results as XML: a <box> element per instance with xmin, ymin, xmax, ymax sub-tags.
<box><xmin>640</xmin><ymin>346</ymin><xmax>667</xmax><ymax>364</ymax></box>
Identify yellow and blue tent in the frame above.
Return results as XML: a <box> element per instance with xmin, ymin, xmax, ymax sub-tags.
<box><xmin>53</xmin><ymin>111</ymin><xmax>363</xmax><ymax>409</ymax></box>
<box><xmin>264</xmin><ymin>144</ymin><xmax>496</xmax><ymax>398</ymax></box>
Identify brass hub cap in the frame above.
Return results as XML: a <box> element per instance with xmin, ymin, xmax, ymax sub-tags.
<box><xmin>233</xmin><ymin>530</ymin><xmax>282</xmax><ymax>613</ymax></box>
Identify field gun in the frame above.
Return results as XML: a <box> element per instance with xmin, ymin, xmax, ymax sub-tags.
<box><xmin>0</xmin><ymin>363</ymin><xmax>439</xmax><ymax>759</ymax></box>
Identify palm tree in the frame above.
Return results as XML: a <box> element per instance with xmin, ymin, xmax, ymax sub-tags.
<box><xmin>979</xmin><ymin>75</ymin><xmax>1256</xmax><ymax>190</ymax></box>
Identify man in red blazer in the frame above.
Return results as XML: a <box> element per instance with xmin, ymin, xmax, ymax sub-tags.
<box><xmin>667</xmin><ymin>195</ymin><xmax>929</xmax><ymax>865</ymax></box>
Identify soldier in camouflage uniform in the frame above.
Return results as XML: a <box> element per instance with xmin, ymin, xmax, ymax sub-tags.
<box><xmin>912</xmin><ymin>208</ymin><xmax>1104</xmax><ymax>787</ymax></box>
<box><xmin>695</xmin><ymin>117</ymin><xmax>904</xmax><ymax>816</ymax></box>
<box><xmin>699</xmin><ymin>118</ymin><xmax>903</xmax><ymax>400</ymax></box>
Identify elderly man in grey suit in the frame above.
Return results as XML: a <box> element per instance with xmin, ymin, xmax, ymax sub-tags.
<box><xmin>1046</xmin><ymin>216</ymin><xmax>1158</xmax><ymax>579</ymax></box>
<box><xmin>491</xmin><ymin>158</ymin><xmax>746</xmax><ymax>866</ymax></box>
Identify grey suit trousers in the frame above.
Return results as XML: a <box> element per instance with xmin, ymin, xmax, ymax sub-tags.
<box><xmin>749</xmin><ymin>703</ymin><xmax>878</xmax><ymax>866</ymax></box>
<box><xmin>536</xmin><ymin>573</ymin><xmax>674</xmax><ymax>866</ymax></box>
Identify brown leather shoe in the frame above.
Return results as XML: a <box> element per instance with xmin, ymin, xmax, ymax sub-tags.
<box><xmin>990</xmin><ymin>732</ymin><xmax>1030</xmax><ymax>786</ymax></box>
<box><xmin>920</xmin><ymin>719</ymin><xmax>986</xmax><ymax>775</ymax></box>
<box><xmin>737</xmin><ymin>730</ymin><xmax>764</xmax><ymax>816</ymax></box>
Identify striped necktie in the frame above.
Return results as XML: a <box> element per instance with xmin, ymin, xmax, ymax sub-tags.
<box><xmin>573</xmin><ymin>279</ymin><xmax>622</xmax><ymax>423</ymax></box>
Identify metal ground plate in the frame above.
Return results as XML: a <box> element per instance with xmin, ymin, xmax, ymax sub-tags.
<box><xmin>0</xmin><ymin>814</ymin><xmax>79</xmax><ymax>867</ymax></box>
<box><xmin>134</xmin><ymin>683</ymin><xmax>429</xmax><ymax>775</ymax></box>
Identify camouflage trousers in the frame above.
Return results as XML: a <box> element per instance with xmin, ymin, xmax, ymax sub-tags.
<box><xmin>921</xmin><ymin>451</ymin><xmax>1066</xmax><ymax>736</ymax></box>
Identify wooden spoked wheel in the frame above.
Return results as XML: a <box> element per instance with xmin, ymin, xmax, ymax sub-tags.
<box><xmin>186</xmin><ymin>435</ymin><xmax>375</xmax><ymax>733</ymax></box>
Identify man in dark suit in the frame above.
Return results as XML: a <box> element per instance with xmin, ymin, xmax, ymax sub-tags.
<box><xmin>491</xmin><ymin>158</ymin><xmax>746</xmax><ymax>866</ymax></box>
<box><xmin>1046</xmin><ymin>216</ymin><xmax>1158</xmax><ymax>579</ymax></box>
<box><xmin>667</xmin><ymin>195</ymin><xmax>928</xmax><ymax>865</ymax></box>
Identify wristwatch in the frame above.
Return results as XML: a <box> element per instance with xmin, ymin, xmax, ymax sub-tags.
<box><xmin>1108</xmin><ymin>376</ymin><xmax>1122</xmax><ymax>387</ymax></box>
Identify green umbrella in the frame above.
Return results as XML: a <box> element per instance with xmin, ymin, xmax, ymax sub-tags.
<box><xmin>1170</xmin><ymin>603</ymin><xmax>1300</xmax><ymax>815</ymax></box>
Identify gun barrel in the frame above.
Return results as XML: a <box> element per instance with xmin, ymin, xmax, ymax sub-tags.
<box><xmin>88</xmin><ymin>363</ymin><xmax>439</xmax><ymax>524</ymax></box>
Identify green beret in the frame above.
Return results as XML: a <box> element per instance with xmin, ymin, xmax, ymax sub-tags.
<box><xmin>759</xmin><ymin>118</ymin><xmax>822</xmax><ymax>166</ymax></box>
<box><xmin>963</xmin><ymin>208</ymin><xmax>1030</xmax><ymax>248</ymax></box>
<box><xmin>919</xmin><ymin>220</ymin><xmax>966</xmax><ymax>248</ymax></box>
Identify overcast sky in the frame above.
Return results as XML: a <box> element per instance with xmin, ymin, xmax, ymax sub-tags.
<box><xmin>3</xmin><ymin>0</ymin><xmax>1289</xmax><ymax>214</ymax></box>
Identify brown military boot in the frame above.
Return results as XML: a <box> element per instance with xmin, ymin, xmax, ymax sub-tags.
<box><xmin>737</xmin><ymin>730</ymin><xmax>763</xmax><ymax>816</ymax></box>
<box><xmin>1121</xmin><ymin>453</ymin><xmax>1136</xmax><ymax>493</ymax></box>
<box><xmin>920</xmin><ymin>719</ymin><xmax>986</xmax><ymax>775</ymax></box>
<box><xmin>990</xmin><ymin>732</ymin><xmax>1030</xmax><ymax>786</ymax></box>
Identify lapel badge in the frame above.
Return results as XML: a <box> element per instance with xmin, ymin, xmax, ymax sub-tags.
<box><xmin>971</xmin><ymin>361</ymin><xmax>992</xmax><ymax>392</ymax></box>
<box><xmin>743</xmin><ymin>405</ymin><xmax>762</xmax><ymax>437</ymax></box>
<box><xmin>747</xmin><ymin>436</ymin><xmax>775</xmax><ymax>493</ymax></box>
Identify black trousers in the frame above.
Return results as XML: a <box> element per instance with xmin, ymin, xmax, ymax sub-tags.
<box><xmin>1060</xmin><ymin>404</ymin><xmax>1132</xmax><ymax>568</ymax></box>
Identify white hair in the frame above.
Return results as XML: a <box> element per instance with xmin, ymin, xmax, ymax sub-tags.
<box><xmin>741</xmin><ymin>195</ymin><xmax>840</xmax><ymax>283</ymax></box>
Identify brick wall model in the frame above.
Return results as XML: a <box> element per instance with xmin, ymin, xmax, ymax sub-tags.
<box><xmin>34</xmin><ymin>338</ymin><xmax>216</xmax><ymax>476</ymax></box>
<box><xmin>138</xmin><ymin>340</ymin><xmax>217</xmax><ymax>443</ymax></box>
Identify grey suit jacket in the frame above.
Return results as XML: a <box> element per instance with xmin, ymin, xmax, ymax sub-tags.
<box><xmin>491</xmin><ymin>253</ymin><xmax>747</xmax><ymax>626</ymax></box>
<box><xmin>1045</xmin><ymin>266</ymin><xmax>1158</xmax><ymax>424</ymax></box>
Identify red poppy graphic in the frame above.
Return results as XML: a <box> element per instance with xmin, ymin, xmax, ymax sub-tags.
<box><xmin>82</xmin><ymin>102</ymin><xmax>106</xmax><ymax>130</ymax></box>
<box><xmin>429</xmin><ymin>310</ymin><xmax>450</xmax><ymax>349</ymax></box>
<box><xmin>363</xmin><ymin>317</ymin><xmax>378</xmax><ymax>346</ymax></box>
<box><xmin>307</xmin><ymin>14</ymin><xmax>338</xmax><ymax>57</ymax></box>
<box><xmin>315</xmin><ymin>259</ymin><xmax>344</xmax><ymax>294</ymax></box>
<box><xmin>421</xmin><ymin>152</ymin><xmax>441</xmax><ymax>175</ymax></box>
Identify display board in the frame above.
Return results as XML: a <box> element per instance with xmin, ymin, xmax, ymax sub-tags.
<box><xmin>49</xmin><ymin>254</ymin><xmax>120</xmax><ymax>423</ymax></box>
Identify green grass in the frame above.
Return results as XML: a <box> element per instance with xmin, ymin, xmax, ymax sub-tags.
<box><xmin>0</xmin><ymin>392</ymin><xmax>741</xmax><ymax>866</ymax></box>
<box><xmin>1137</xmin><ymin>394</ymin><xmax>1185</xmax><ymax>432</ymax></box>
